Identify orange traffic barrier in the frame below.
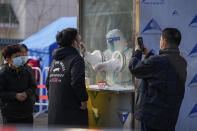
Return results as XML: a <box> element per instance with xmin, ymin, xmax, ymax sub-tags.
<box><xmin>37</xmin><ymin>85</ymin><xmax>46</xmax><ymax>88</ymax></box>
<box><xmin>39</xmin><ymin>95</ymin><xmax>48</xmax><ymax>100</ymax></box>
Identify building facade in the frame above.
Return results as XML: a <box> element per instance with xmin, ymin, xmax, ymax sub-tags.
<box><xmin>0</xmin><ymin>0</ymin><xmax>77</xmax><ymax>40</ymax></box>
<box><xmin>0</xmin><ymin>0</ymin><xmax>76</xmax><ymax>65</ymax></box>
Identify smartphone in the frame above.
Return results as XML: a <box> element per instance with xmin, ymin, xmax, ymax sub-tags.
<box><xmin>137</xmin><ymin>37</ymin><xmax>144</xmax><ymax>52</ymax></box>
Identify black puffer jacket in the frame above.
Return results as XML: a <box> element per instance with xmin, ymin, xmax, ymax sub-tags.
<box><xmin>47</xmin><ymin>46</ymin><xmax>88</xmax><ymax>126</ymax></box>
<box><xmin>23</xmin><ymin>64</ymin><xmax>39</xmax><ymax>102</ymax></box>
<box><xmin>129</xmin><ymin>49</ymin><xmax>187</xmax><ymax>130</ymax></box>
<box><xmin>0</xmin><ymin>64</ymin><xmax>36</xmax><ymax>117</ymax></box>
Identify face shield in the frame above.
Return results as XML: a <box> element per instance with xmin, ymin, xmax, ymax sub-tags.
<box><xmin>107</xmin><ymin>37</ymin><xmax>120</xmax><ymax>52</ymax></box>
<box><xmin>106</xmin><ymin>29</ymin><xmax>127</xmax><ymax>52</ymax></box>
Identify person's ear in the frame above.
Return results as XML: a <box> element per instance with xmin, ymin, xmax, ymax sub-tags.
<box><xmin>163</xmin><ymin>38</ymin><xmax>168</xmax><ymax>47</ymax></box>
<box><xmin>5</xmin><ymin>57</ymin><xmax>12</xmax><ymax>64</ymax></box>
<box><xmin>72</xmin><ymin>41</ymin><xmax>77</xmax><ymax>48</ymax></box>
<box><xmin>5</xmin><ymin>57</ymin><xmax>10</xmax><ymax>62</ymax></box>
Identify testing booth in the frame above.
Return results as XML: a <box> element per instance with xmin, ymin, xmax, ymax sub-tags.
<box><xmin>77</xmin><ymin>0</ymin><xmax>139</xmax><ymax>129</ymax></box>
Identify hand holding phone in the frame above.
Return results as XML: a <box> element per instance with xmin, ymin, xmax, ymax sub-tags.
<box><xmin>137</xmin><ymin>37</ymin><xmax>145</xmax><ymax>52</ymax></box>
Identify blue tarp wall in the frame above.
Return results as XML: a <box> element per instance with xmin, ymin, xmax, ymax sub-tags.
<box><xmin>22</xmin><ymin>17</ymin><xmax>77</xmax><ymax>71</ymax></box>
<box><xmin>140</xmin><ymin>0</ymin><xmax>197</xmax><ymax>130</ymax></box>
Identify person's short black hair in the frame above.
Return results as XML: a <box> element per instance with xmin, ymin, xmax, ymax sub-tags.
<box><xmin>56</xmin><ymin>28</ymin><xmax>78</xmax><ymax>47</ymax></box>
<box><xmin>162</xmin><ymin>28</ymin><xmax>181</xmax><ymax>47</ymax></box>
<box><xmin>20</xmin><ymin>44</ymin><xmax>28</xmax><ymax>51</ymax></box>
<box><xmin>1</xmin><ymin>44</ymin><xmax>21</xmax><ymax>59</ymax></box>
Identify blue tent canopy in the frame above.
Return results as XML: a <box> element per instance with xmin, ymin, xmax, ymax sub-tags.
<box><xmin>22</xmin><ymin>17</ymin><xmax>77</xmax><ymax>70</ymax></box>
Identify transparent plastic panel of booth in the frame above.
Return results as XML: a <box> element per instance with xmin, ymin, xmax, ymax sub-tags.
<box><xmin>81</xmin><ymin>0</ymin><xmax>134</xmax><ymax>90</ymax></box>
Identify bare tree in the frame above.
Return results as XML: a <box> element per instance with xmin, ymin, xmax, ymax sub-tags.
<box><xmin>26</xmin><ymin>0</ymin><xmax>58</xmax><ymax>33</ymax></box>
<box><xmin>0</xmin><ymin>0</ymin><xmax>26</xmax><ymax>38</ymax></box>
<box><xmin>0</xmin><ymin>0</ymin><xmax>57</xmax><ymax>38</ymax></box>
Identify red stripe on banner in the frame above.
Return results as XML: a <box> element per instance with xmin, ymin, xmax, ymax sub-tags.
<box><xmin>37</xmin><ymin>85</ymin><xmax>46</xmax><ymax>88</ymax></box>
<box><xmin>39</xmin><ymin>95</ymin><xmax>48</xmax><ymax>100</ymax></box>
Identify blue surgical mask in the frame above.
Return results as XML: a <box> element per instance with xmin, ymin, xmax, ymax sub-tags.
<box><xmin>21</xmin><ymin>56</ymin><xmax>29</xmax><ymax>65</ymax></box>
<box><xmin>77</xmin><ymin>47</ymin><xmax>80</xmax><ymax>52</ymax></box>
<box><xmin>12</xmin><ymin>56</ymin><xmax>23</xmax><ymax>68</ymax></box>
<box><xmin>76</xmin><ymin>43</ymin><xmax>80</xmax><ymax>52</ymax></box>
<box><xmin>74</xmin><ymin>40</ymin><xmax>80</xmax><ymax>52</ymax></box>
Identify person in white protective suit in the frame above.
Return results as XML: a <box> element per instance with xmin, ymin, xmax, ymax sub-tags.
<box><xmin>82</xmin><ymin>29</ymin><xmax>133</xmax><ymax>87</ymax></box>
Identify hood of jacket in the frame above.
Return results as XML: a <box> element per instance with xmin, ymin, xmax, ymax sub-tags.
<box><xmin>52</xmin><ymin>46</ymin><xmax>79</xmax><ymax>60</ymax></box>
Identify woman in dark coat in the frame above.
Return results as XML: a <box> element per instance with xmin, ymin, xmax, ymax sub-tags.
<box><xmin>47</xmin><ymin>28</ymin><xmax>88</xmax><ymax>127</ymax></box>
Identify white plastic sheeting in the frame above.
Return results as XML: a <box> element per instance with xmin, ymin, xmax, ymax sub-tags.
<box><xmin>80</xmin><ymin>0</ymin><xmax>134</xmax><ymax>86</ymax></box>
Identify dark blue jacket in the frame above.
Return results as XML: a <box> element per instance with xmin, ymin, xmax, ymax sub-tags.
<box><xmin>47</xmin><ymin>46</ymin><xmax>88</xmax><ymax>127</ymax></box>
<box><xmin>129</xmin><ymin>48</ymin><xmax>187</xmax><ymax>130</ymax></box>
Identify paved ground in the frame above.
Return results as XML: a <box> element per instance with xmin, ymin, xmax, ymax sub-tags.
<box><xmin>33</xmin><ymin>113</ymin><xmax>48</xmax><ymax>127</ymax></box>
<box><xmin>0</xmin><ymin>112</ymin><xmax>137</xmax><ymax>130</ymax></box>
<box><xmin>0</xmin><ymin>111</ymin><xmax>48</xmax><ymax>127</ymax></box>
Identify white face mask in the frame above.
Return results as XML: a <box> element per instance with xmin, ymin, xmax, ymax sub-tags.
<box><xmin>12</xmin><ymin>56</ymin><xmax>23</xmax><ymax>68</ymax></box>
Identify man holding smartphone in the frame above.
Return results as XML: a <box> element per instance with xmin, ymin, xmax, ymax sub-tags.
<box><xmin>129</xmin><ymin>28</ymin><xmax>187</xmax><ymax>131</ymax></box>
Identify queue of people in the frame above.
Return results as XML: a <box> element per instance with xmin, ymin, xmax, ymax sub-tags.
<box><xmin>0</xmin><ymin>27</ymin><xmax>187</xmax><ymax>131</ymax></box>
